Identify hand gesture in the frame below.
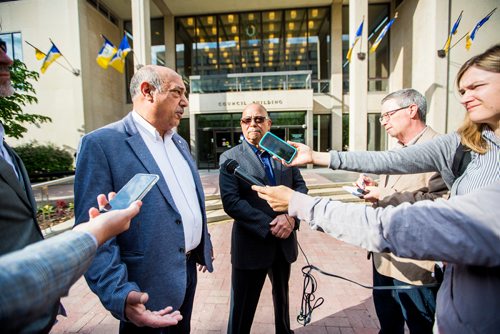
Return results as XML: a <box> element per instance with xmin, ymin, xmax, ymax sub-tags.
<box><xmin>285</xmin><ymin>141</ymin><xmax>313</xmax><ymax>166</ymax></box>
<box><xmin>197</xmin><ymin>248</ymin><xmax>215</xmax><ymax>273</ymax></box>
<box><xmin>361</xmin><ymin>186</ymin><xmax>380</xmax><ymax>203</ymax></box>
<box><xmin>251</xmin><ymin>185</ymin><xmax>295</xmax><ymax>212</ymax></box>
<box><xmin>269</xmin><ymin>214</ymin><xmax>295</xmax><ymax>239</ymax></box>
<box><xmin>125</xmin><ymin>291</ymin><xmax>182</xmax><ymax>328</ymax></box>
<box><xmin>74</xmin><ymin>193</ymin><xmax>142</xmax><ymax>246</ymax></box>
<box><xmin>354</xmin><ymin>174</ymin><xmax>377</xmax><ymax>189</ymax></box>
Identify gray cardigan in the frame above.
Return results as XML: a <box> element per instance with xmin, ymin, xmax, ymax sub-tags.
<box><xmin>289</xmin><ymin>182</ymin><xmax>500</xmax><ymax>333</ymax></box>
<box><xmin>330</xmin><ymin>131</ymin><xmax>499</xmax><ymax>196</ymax></box>
<box><xmin>299</xmin><ymin>130</ymin><xmax>500</xmax><ymax>333</ymax></box>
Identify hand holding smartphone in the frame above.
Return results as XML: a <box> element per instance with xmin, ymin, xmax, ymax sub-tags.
<box><xmin>100</xmin><ymin>173</ymin><xmax>159</xmax><ymax>212</ymax></box>
<box><xmin>259</xmin><ymin>132</ymin><xmax>298</xmax><ymax>164</ymax></box>
<box><xmin>342</xmin><ymin>186</ymin><xmax>368</xmax><ymax>198</ymax></box>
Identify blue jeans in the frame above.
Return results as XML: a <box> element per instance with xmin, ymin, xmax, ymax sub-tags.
<box><xmin>372</xmin><ymin>263</ymin><xmax>438</xmax><ymax>334</ymax></box>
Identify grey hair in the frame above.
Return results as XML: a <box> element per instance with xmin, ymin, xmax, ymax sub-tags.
<box><xmin>129</xmin><ymin>66</ymin><xmax>166</xmax><ymax>100</ymax></box>
<box><xmin>381</xmin><ymin>88</ymin><xmax>427</xmax><ymax>123</ymax></box>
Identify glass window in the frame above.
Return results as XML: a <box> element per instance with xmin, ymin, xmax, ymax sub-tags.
<box><xmin>285</xmin><ymin>9</ymin><xmax>307</xmax><ymax>72</ymax></box>
<box><xmin>240</xmin><ymin>12</ymin><xmax>262</xmax><ymax>73</ymax></box>
<box><xmin>262</xmin><ymin>11</ymin><xmax>283</xmax><ymax>74</ymax></box>
<box><xmin>218</xmin><ymin>14</ymin><xmax>241</xmax><ymax>74</ymax></box>
<box><xmin>313</xmin><ymin>114</ymin><xmax>331</xmax><ymax>152</ymax></box>
<box><xmin>175</xmin><ymin>6</ymin><xmax>330</xmax><ymax>81</ymax></box>
<box><xmin>367</xmin><ymin>4</ymin><xmax>389</xmax><ymax>92</ymax></box>
<box><xmin>195</xmin><ymin>15</ymin><xmax>220</xmax><ymax>75</ymax></box>
<box><xmin>342</xmin><ymin>4</ymin><xmax>390</xmax><ymax>92</ymax></box>
<box><xmin>0</xmin><ymin>32</ymin><xmax>23</xmax><ymax>61</ymax></box>
<box><xmin>367</xmin><ymin>113</ymin><xmax>386</xmax><ymax>150</ymax></box>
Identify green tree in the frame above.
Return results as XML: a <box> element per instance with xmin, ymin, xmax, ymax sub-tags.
<box><xmin>0</xmin><ymin>59</ymin><xmax>51</xmax><ymax>139</ymax></box>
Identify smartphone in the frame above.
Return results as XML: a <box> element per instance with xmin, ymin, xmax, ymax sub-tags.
<box><xmin>101</xmin><ymin>173</ymin><xmax>159</xmax><ymax>212</ymax></box>
<box><xmin>342</xmin><ymin>186</ymin><xmax>368</xmax><ymax>198</ymax></box>
<box><xmin>259</xmin><ymin>132</ymin><xmax>298</xmax><ymax>164</ymax></box>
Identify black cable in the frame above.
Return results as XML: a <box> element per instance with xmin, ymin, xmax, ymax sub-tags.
<box><xmin>296</xmin><ymin>239</ymin><xmax>440</xmax><ymax>326</ymax></box>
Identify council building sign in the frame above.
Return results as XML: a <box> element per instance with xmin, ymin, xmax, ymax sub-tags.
<box><xmin>189</xmin><ymin>89</ymin><xmax>313</xmax><ymax>113</ymax></box>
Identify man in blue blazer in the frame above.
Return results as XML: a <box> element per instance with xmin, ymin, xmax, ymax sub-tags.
<box><xmin>75</xmin><ymin>65</ymin><xmax>213</xmax><ymax>333</ymax></box>
<box><xmin>219</xmin><ymin>103</ymin><xmax>308</xmax><ymax>334</ymax></box>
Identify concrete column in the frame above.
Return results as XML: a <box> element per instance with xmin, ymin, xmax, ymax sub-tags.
<box><xmin>348</xmin><ymin>0</ymin><xmax>368</xmax><ymax>151</ymax></box>
<box><xmin>305</xmin><ymin>109</ymin><xmax>314</xmax><ymax>169</ymax></box>
<box><xmin>306</xmin><ymin>109</ymin><xmax>314</xmax><ymax>148</ymax></box>
<box><xmin>330</xmin><ymin>0</ymin><xmax>343</xmax><ymax>151</ymax></box>
<box><xmin>164</xmin><ymin>13</ymin><xmax>176</xmax><ymax>69</ymax></box>
<box><xmin>131</xmin><ymin>0</ymin><xmax>151</xmax><ymax>69</ymax></box>
<box><xmin>424</xmin><ymin>0</ymin><xmax>449</xmax><ymax>134</ymax></box>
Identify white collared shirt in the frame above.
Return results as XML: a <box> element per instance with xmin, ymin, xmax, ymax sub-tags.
<box><xmin>0</xmin><ymin>123</ymin><xmax>19</xmax><ymax>179</ymax></box>
<box><xmin>132</xmin><ymin>111</ymin><xmax>202</xmax><ymax>252</ymax></box>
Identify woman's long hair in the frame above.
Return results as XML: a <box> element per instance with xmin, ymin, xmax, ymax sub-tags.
<box><xmin>456</xmin><ymin>44</ymin><xmax>500</xmax><ymax>154</ymax></box>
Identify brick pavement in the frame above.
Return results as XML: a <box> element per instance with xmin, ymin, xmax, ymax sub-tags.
<box><xmin>49</xmin><ymin>169</ymin><xmax>381</xmax><ymax>333</ymax></box>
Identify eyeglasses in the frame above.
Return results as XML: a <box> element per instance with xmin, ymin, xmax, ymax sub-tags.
<box><xmin>240</xmin><ymin>116</ymin><xmax>269</xmax><ymax>124</ymax></box>
<box><xmin>0</xmin><ymin>40</ymin><xmax>7</xmax><ymax>53</ymax></box>
<box><xmin>378</xmin><ymin>105</ymin><xmax>411</xmax><ymax>123</ymax></box>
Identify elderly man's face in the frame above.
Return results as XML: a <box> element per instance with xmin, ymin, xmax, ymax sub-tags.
<box><xmin>149</xmin><ymin>68</ymin><xmax>188</xmax><ymax>134</ymax></box>
<box><xmin>240</xmin><ymin>104</ymin><xmax>271</xmax><ymax>146</ymax></box>
<box><xmin>0</xmin><ymin>40</ymin><xmax>14</xmax><ymax>97</ymax></box>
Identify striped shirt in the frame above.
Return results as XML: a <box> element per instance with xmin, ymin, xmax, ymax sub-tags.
<box><xmin>453</xmin><ymin>127</ymin><xmax>500</xmax><ymax>195</ymax></box>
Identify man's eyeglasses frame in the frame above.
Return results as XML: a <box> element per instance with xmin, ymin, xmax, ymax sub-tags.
<box><xmin>379</xmin><ymin>104</ymin><xmax>413</xmax><ymax>123</ymax></box>
<box><xmin>240</xmin><ymin>116</ymin><xmax>270</xmax><ymax>124</ymax></box>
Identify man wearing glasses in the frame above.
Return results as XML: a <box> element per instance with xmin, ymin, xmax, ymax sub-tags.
<box><xmin>354</xmin><ymin>88</ymin><xmax>448</xmax><ymax>334</ymax></box>
<box><xmin>219</xmin><ymin>103</ymin><xmax>308</xmax><ymax>334</ymax></box>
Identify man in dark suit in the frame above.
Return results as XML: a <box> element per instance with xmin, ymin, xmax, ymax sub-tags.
<box><xmin>0</xmin><ymin>38</ymin><xmax>61</xmax><ymax>333</ymax></box>
<box><xmin>74</xmin><ymin>65</ymin><xmax>213</xmax><ymax>333</ymax></box>
<box><xmin>219</xmin><ymin>103</ymin><xmax>308</xmax><ymax>334</ymax></box>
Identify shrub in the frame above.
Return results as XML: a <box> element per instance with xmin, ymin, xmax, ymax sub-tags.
<box><xmin>14</xmin><ymin>141</ymin><xmax>74</xmax><ymax>181</ymax></box>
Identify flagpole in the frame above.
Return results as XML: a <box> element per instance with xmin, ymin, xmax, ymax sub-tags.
<box><xmin>132</xmin><ymin>50</ymin><xmax>143</xmax><ymax>70</ymax></box>
<box><xmin>49</xmin><ymin>38</ymin><xmax>80</xmax><ymax>76</ymax></box>
<box><xmin>449</xmin><ymin>32</ymin><xmax>468</xmax><ymax>50</ymax></box>
<box><xmin>24</xmin><ymin>41</ymin><xmax>77</xmax><ymax>75</ymax></box>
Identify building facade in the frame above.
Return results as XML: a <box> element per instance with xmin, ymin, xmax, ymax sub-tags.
<box><xmin>1</xmin><ymin>0</ymin><xmax>498</xmax><ymax>167</ymax></box>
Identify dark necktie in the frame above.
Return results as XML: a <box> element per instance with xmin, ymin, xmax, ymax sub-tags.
<box><xmin>258</xmin><ymin>151</ymin><xmax>276</xmax><ymax>186</ymax></box>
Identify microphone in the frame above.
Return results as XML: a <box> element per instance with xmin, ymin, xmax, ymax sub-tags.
<box><xmin>224</xmin><ymin>159</ymin><xmax>265</xmax><ymax>187</ymax></box>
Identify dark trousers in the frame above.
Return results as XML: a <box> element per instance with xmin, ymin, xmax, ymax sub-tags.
<box><xmin>227</xmin><ymin>251</ymin><xmax>293</xmax><ymax>334</ymax></box>
<box><xmin>372</xmin><ymin>264</ymin><xmax>438</xmax><ymax>334</ymax></box>
<box><xmin>120</xmin><ymin>256</ymin><xmax>198</xmax><ymax>334</ymax></box>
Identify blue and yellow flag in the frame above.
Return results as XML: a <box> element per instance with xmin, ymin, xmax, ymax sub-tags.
<box><xmin>34</xmin><ymin>47</ymin><xmax>45</xmax><ymax>60</ymax></box>
<box><xmin>109</xmin><ymin>35</ymin><xmax>132</xmax><ymax>73</ymax></box>
<box><xmin>346</xmin><ymin>19</ymin><xmax>364</xmax><ymax>62</ymax></box>
<box><xmin>443</xmin><ymin>11</ymin><xmax>463</xmax><ymax>53</ymax></box>
<box><xmin>96</xmin><ymin>35</ymin><xmax>117</xmax><ymax>69</ymax></box>
<box><xmin>465</xmin><ymin>8</ymin><xmax>497</xmax><ymax>50</ymax></box>
<box><xmin>40</xmin><ymin>43</ymin><xmax>62</xmax><ymax>73</ymax></box>
<box><xmin>370</xmin><ymin>13</ymin><xmax>398</xmax><ymax>54</ymax></box>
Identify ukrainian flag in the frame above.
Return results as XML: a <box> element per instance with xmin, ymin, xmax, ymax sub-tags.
<box><xmin>465</xmin><ymin>8</ymin><xmax>496</xmax><ymax>50</ymax></box>
<box><xmin>40</xmin><ymin>43</ymin><xmax>61</xmax><ymax>73</ymax></box>
<box><xmin>96</xmin><ymin>36</ymin><xmax>117</xmax><ymax>69</ymax></box>
<box><xmin>370</xmin><ymin>13</ymin><xmax>398</xmax><ymax>54</ymax></box>
<box><xmin>443</xmin><ymin>11</ymin><xmax>463</xmax><ymax>53</ymax></box>
<box><xmin>346</xmin><ymin>19</ymin><xmax>364</xmax><ymax>62</ymax></box>
<box><xmin>109</xmin><ymin>35</ymin><xmax>132</xmax><ymax>73</ymax></box>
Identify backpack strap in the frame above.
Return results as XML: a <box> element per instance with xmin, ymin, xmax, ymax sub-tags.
<box><xmin>452</xmin><ymin>143</ymin><xmax>472</xmax><ymax>178</ymax></box>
